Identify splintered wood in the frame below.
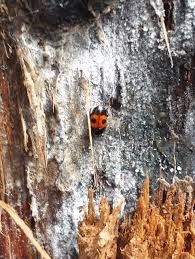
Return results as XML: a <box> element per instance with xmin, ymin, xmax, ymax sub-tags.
<box><xmin>78</xmin><ymin>189</ymin><xmax>122</xmax><ymax>259</ymax></box>
<box><xmin>78</xmin><ymin>177</ymin><xmax>195</xmax><ymax>259</ymax></box>
<box><xmin>119</xmin><ymin>177</ymin><xmax>195</xmax><ymax>259</ymax></box>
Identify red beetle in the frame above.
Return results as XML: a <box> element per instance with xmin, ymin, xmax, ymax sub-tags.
<box><xmin>90</xmin><ymin>106</ymin><xmax>108</xmax><ymax>135</ymax></box>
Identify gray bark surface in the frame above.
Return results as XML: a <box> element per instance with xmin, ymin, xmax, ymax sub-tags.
<box><xmin>0</xmin><ymin>0</ymin><xmax>195</xmax><ymax>258</ymax></box>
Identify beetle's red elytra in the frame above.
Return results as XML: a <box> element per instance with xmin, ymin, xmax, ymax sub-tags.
<box><xmin>90</xmin><ymin>106</ymin><xmax>108</xmax><ymax>135</ymax></box>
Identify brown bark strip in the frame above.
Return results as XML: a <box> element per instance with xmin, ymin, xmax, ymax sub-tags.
<box><xmin>0</xmin><ymin>68</ymin><xmax>36</xmax><ymax>258</ymax></box>
<box><xmin>0</xmin><ymin>200</ymin><xmax>51</xmax><ymax>259</ymax></box>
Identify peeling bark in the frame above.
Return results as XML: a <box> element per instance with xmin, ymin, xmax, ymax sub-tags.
<box><xmin>0</xmin><ymin>57</ymin><xmax>36</xmax><ymax>257</ymax></box>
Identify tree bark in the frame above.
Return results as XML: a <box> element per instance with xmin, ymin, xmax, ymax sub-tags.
<box><xmin>0</xmin><ymin>0</ymin><xmax>195</xmax><ymax>258</ymax></box>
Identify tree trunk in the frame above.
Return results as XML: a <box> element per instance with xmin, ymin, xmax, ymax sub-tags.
<box><xmin>0</xmin><ymin>0</ymin><xmax>195</xmax><ymax>258</ymax></box>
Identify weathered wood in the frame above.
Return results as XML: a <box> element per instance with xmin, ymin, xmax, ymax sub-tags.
<box><xmin>0</xmin><ymin>0</ymin><xmax>195</xmax><ymax>257</ymax></box>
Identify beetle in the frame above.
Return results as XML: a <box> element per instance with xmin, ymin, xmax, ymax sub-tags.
<box><xmin>90</xmin><ymin>106</ymin><xmax>108</xmax><ymax>135</ymax></box>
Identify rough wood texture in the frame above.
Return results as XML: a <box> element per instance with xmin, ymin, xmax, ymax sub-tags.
<box><xmin>0</xmin><ymin>0</ymin><xmax>195</xmax><ymax>257</ymax></box>
<box><xmin>119</xmin><ymin>177</ymin><xmax>195</xmax><ymax>259</ymax></box>
<box><xmin>78</xmin><ymin>189</ymin><xmax>122</xmax><ymax>259</ymax></box>
<box><xmin>0</xmin><ymin>64</ymin><xmax>36</xmax><ymax>257</ymax></box>
<box><xmin>79</xmin><ymin>178</ymin><xmax>195</xmax><ymax>259</ymax></box>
